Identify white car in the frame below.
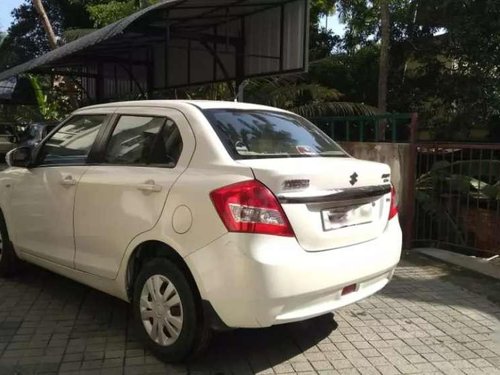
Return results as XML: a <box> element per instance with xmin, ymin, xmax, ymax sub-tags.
<box><xmin>0</xmin><ymin>101</ymin><xmax>402</xmax><ymax>361</ymax></box>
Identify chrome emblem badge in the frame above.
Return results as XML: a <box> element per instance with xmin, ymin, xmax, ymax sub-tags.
<box><xmin>350</xmin><ymin>172</ymin><xmax>359</xmax><ymax>186</ymax></box>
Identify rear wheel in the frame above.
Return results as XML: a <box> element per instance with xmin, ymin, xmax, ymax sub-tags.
<box><xmin>132</xmin><ymin>258</ymin><xmax>210</xmax><ymax>361</ymax></box>
<box><xmin>0</xmin><ymin>213</ymin><xmax>19</xmax><ymax>277</ymax></box>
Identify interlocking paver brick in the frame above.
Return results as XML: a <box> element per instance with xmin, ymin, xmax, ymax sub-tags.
<box><xmin>317</xmin><ymin>370</ymin><xmax>341</xmax><ymax>375</ymax></box>
<box><xmin>368</xmin><ymin>356</ymin><xmax>391</xmax><ymax>367</ymax></box>
<box><xmin>291</xmin><ymin>361</ymin><xmax>314</xmax><ymax>372</ymax></box>
<box><xmin>311</xmin><ymin>360</ymin><xmax>334</xmax><ymax>370</ymax></box>
<box><xmin>348</xmin><ymin>357</ymin><xmax>372</xmax><ymax>368</ymax></box>
<box><xmin>375</xmin><ymin>364</ymin><xmax>401</xmax><ymax>375</ymax></box>
<box><xmin>359</xmin><ymin>349</ymin><xmax>380</xmax><ymax>358</ymax></box>
<box><xmin>0</xmin><ymin>255</ymin><xmax>499</xmax><ymax>374</ymax></box>
<box><xmin>331</xmin><ymin>358</ymin><xmax>353</xmax><ymax>370</ymax></box>
<box><xmin>273</xmin><ymin>363</ymin><xmax>294</xmax><ymax>373</ymax></box>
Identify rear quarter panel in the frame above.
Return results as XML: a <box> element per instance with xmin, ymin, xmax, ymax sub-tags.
<box><xmin>114</xmin><ymin>105</ymin><xmax>254</xmax><ymax>298</ymax></box>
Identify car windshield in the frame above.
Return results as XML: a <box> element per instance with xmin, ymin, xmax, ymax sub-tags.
<box><xmin>204</xmin><ymin>109</ymin><xmax>347</xmax><ymax>159</ymax></box>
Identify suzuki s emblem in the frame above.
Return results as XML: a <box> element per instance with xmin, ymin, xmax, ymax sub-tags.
<box><xmin>350</xmin><ymin>172</ymin><xmax>359</xmax><ymax>186</ymax></box>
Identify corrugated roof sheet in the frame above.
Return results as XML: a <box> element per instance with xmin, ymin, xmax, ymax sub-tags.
<box><xmin>0</xmin><ymin>0</ymin><xmax>181</xmax><ymax>81</ymax></box>
<box><xmin>0</xmin><ymin>0</ymin><xmax>307</xmax><ymax>99</ymax></box>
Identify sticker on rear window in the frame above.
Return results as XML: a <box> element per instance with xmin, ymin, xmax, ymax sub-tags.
<box><xmin>296</xmin><ymin>145</ymin><xmax>317</xmax><ymax>155</ymax></box>
<box><xmin>235</xmin><ymin>141</ymin><xmax>249</xmax><ymax>153</ymax></box>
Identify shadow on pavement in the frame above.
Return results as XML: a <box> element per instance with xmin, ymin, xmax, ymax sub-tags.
<box><xmin>0</xmin><ymin>262</ymin><xmax>337</xmax><ymax>374</ymax></box>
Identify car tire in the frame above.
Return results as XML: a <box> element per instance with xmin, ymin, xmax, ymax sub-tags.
<box><xmin>132</xmin><ymin>258</ymin><xmax>210</xmax><ymax>362</ymax></box>
<box><xmin>0</xmin><ymin>212</ymin><xmax>19</xmax><ymax>277</ymax></box>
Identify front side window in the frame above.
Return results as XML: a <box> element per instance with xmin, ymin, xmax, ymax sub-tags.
<box><xmin>38</xmin><ymin>115</ymin><xmax>106</xmax><ymax>165</ymax></box>
<box><xmin>104</xmin><ymin>115</ymin><xmax>183</xmax><ymax>167</ymax></box>
<box><xmin>204</xmin><ymin>109</ymin><xmax>346</xmax><ymax>159</ymax></box>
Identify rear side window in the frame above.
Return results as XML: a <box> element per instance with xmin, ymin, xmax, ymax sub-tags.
<box><xmin>104</xmin><ymin>115</ymin><xmax>182</xmax><ymax>167</ymax></box>
<box><xmin>39</xmin><ymin>115</ymin><xmax>106</xmax><ymax>165</ymax></box>
<box><xmin>204</xmin><ymin>109</ymin><xmax>346</xmax><ymax>159</ymax></box>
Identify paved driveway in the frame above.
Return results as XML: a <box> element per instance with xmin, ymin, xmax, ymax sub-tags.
<box><xmin>0</xmin><ymin>254</ymin><xmax>499</xmax><ymax>375</ymax></box>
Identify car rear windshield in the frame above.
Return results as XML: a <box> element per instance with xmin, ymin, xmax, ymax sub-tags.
<box><xmin>203</xmin><ymin>109</ymin><xmax>346</xmax><ymax>159</ymax></box>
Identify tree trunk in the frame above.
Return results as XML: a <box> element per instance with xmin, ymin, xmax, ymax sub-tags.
<box><xmin>33</xmin><ymin>0</ymin><xmax>81</xmax><ymax>111</ymax></box>
<box><xmin>377</xmin><ymin>0</ymin><xmax>390</xmax><ymax>140</ymax></box>
<box><xmin>32</xmin><ymin>0</ymin><xmax>58</xmax><ymax>50</ymax></box>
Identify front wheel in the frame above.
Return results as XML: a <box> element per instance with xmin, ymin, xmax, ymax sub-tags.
<box><xmin>132</xmin><ymin>258</ymin><xmax>210</xmax><ymax>362</ymax></box>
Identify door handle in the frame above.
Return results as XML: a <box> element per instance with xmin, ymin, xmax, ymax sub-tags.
<box><xmin>137</xmin><ymin>180</ymin><xmax>162</xmax><ymax>193</ymax></box>
<box><xmin>60</xmin><ymin>175</ymin><xmax>77</xmax><ymax>186</ymax></box>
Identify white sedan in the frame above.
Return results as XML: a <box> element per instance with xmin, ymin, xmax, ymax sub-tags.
<box><xmin>0</xmin><ymin>100</ymin><xmax>402</xmax><ymax>361</ymax></box>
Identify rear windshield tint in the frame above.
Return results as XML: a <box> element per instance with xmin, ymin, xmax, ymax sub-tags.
<box><xmin>204</xmin><ymin>109</ymin><xmax>346</xmax><ymax>159</ymax></box>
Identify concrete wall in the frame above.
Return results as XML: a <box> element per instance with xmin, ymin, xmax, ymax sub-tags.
<box><xmin>340</xmin><ymin>142</ymin><xmax>411</xmax><ymax>221</ymax></box>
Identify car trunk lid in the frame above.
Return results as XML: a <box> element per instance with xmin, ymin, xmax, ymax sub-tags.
<box><xmin>238</xmin><ymin>157</ymin><xmax>392</xmax><ymax>251</ymax></box>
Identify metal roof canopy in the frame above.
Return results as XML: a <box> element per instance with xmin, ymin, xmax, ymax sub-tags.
<box><xmin>0</xmin><ymin>76</ymin><xmax>37</xmax><ymax>105</ymax></box>
<box><xmin>0</xmin><ymin>0</ymin><xmax>309</xmax><ymax>103</ymax></box>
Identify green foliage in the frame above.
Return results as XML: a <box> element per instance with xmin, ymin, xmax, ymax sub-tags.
<box><xmin>310</xmin><ymin>0</ymin><xmax>341</xmax><ymax>60</ymax></box>
<box><xmin>178</xmin><ymin>77</ymin><xmax>377</xmax><ymax>117</ymax></box>
<box><xmin>309</xmin><ymin>45</ymin><xmax>380</xmax><ymax>105</ymax></box>
<box><xmin>417</xmin><ymin>160</ymin><xmax>500</xmax><ymax>201</ymax></box>
<box><xmin>0</xmin><ymin>0</ymin><xmax>92</xmax><ymax>70</ymax></box>
<box><xmin>311</xmin><ymin>0</ymin><xmax>337</xmax><ymax>18</ymax></box>
<box><xmin>337</xmin><ymin>0</ymin><xmax>379</xmax><ymax>50</ymax></box>
<box><xmin>74</xmin><ymin>0</ymin><xmax>160</xmax><ymax>27</ymax></box>
<box><xmin>86</xmin><ymin>0</ymin><xmax>137</xmax><ymax>27</ymax></box>
<box><xmin>416</xmin><ymin>159</ymin><xmax>500</xmax><ymax>247</ymax></box>
<box><xmin>335</xmin><ymin>0</ymin><xmax>500</xmax><ymax>134</ymax></box>
<box><xmin>6</xmin><ymin>0</ymin><xmax>500</xmax><ymax>134</ymax></box>
<box><xmin>28</xmin><ymin>75</ymin><xmax>71</xmax><ymax>121</ymax></box>
<box><xmin>244</xmin><ymin>76</ymin><xmax>377</xmax><ymax>117</ymax></box>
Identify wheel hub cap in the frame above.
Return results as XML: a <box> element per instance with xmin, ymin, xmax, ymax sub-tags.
<box><xmin>153</xmin><ymin>303</ymin><xmax>165</xmax><ymax>317</ymax></box>
<box><xmin>140</xmin><ymin>274</ymin><xmax>183</xmax><ymax>347</ymax></box>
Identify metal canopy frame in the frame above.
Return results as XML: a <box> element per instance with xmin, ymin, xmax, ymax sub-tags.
<box><xmin>0</xmin><ymin>0</ymin><xmax>309</xmax><ymax>105</ymax></box>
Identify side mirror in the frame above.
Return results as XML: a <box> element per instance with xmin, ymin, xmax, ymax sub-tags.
<box><xmin>6</xmin><ymin>147</ymin><xmax>32</xmax><ymax>168</ymax></box>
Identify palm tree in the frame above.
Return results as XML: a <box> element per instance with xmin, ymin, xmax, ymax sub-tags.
<box><xmin>244</xmin><ymin>76</ymin><xmax>377</xmax><ymax>117</ymax></box>
<box><xmin>181</xmin><ymin>75</ymin><xmax>376</xmax><ymax>117</ymax></box>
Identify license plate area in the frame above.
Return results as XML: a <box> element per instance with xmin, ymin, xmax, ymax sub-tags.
<box><xmin>321</xmin><ymin>202</ymin><xmax>376</xmax><ymax>231</ymax></box>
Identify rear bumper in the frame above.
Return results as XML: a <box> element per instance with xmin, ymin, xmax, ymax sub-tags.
<box><xmin>185</xmin><ymin>217</ymin><xmax>402</xmax><ymax>328</ymax></box>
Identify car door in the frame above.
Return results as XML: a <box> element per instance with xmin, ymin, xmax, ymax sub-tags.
<box><xmin>73</xmin><ymin>107</ymin><xmax>195</xmax><ymax>279</ymax></box>
<box><xmin>9</xmin><ymin>113</ymin><xmax>110</xmax><ymax>267</ymax></box>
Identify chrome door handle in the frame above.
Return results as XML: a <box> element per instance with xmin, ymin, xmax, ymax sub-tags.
<box><xmin>137</xmin><ymin>180</ymin><xmax>162</xmax><ymax>193</ymax></box>
<box><xmin>61</xmin><ymin>175</ymin><xmax>77</xmax><ymax>186</ymax></box>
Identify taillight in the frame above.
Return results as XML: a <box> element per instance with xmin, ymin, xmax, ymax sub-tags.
<box><xmin>389</xmin><ymin>185</ymin><xmax>398</xmax><ymax>220</ymax></box>
<box><xmin>210</xmin><ymin>180</ymin><xmax>294</xmax><ymax>237</ymax></box>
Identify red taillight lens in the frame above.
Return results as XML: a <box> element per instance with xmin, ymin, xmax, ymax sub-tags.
<box><xmin>389</xmin><ymin>185</ymin><xmax>398</xmax><ymax>220</ymax></box>
<box><xmin>210</xmin><ymin>180</ymin><xmax>294</xmax><ymax>237</ymax></box>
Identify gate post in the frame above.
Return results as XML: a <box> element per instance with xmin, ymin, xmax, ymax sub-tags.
<box><xmin>404</xmin><ymin>113</ymin><xmax>418</xmax><ymax>250</ymax></box>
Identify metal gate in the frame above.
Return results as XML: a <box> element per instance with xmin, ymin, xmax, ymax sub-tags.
<box><xmin>410</xmin><ymin>142</ymin><xmax>500</xmax><ymax>257</ymax></box>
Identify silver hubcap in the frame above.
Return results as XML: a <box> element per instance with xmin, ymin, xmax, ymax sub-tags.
<box><xmin>140</xmin><ymin>274</ymin><xmax>183</xmax><ymax>346</ymax></box>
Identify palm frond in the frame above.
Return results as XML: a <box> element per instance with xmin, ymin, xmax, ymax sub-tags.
<box><xmin>245</xmin><ymin>75</ymin><xmax>376</xmax><ymax>117</ymax></box>
<box><xmin>290</xmin><ymin>101</ymin><xmax>377</xmax><ymax>118</ymax></box>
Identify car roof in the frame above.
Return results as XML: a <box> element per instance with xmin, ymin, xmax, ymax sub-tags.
<box><xmin>75</xmin><ymin>100</ymin><xmax>289</xmax><ymax>113</ymax></box>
